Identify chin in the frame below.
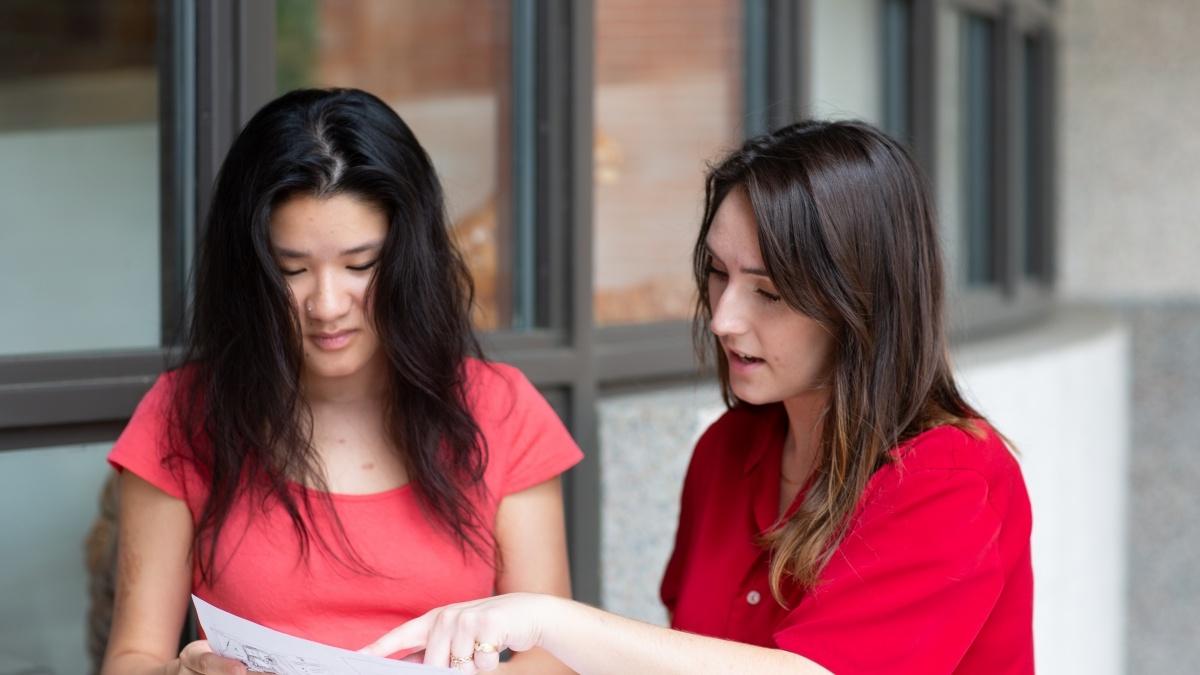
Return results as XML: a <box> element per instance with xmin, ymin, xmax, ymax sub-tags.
<box><xmin>306</xmin><ymin>357</ymin><xmax>367</xmax><ymax>380</ymax></box>
<box><xmin>729</xmin><ymin>385</ymin><xmax>782</xmax><ymax>407</ymax></box>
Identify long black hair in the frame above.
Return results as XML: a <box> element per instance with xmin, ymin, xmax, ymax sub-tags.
<box><xmin>169</xmin><ymin>88</ymin><xmax>489</xmax><ymax>582</ymax></box>
<box><xmin>693</xmin><ymin>120</ymin><xmax>985</xmax><ymax>601</ymax></box>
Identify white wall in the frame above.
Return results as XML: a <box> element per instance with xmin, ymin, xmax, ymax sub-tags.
<box><xmin>956</xmin><ymin>310</ymin><xmax>1130</xmax><ymax>675</ymax></box>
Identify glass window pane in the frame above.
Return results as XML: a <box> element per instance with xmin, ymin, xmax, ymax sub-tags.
<box><xmin>882</xmin><ymin>0</ymin><xmax>912</xmax><ymax>141</ymax></box>
<box><xmin>276</xmin><ymin>0</ymin><xmax>518</xmax><ymax>331</ymax></box>
<box><xmin>0</xmin><ymin>1</ymin><xmax>161</xmax><ymax>356</ymax></box>
<box><xmin>1022</xmin><ymin>33</ymin><xmax>1049</xmax><ymax>281</ymax></box>
<box><xmin>810</xmin><ymin>0</ymin><xmax>884</xmax><ymax>124</ymax></box>
<box><xmin>0</xmin><ymin>442</ymin><xmax>114</xmax><ymax>674</ymax></box>
<box><xmin>961</xmin><ymin>13</ymin><xmax>997</xmax><ymax>287</ymax></box>
<box><xmin>593</xmin><ymin>0</ymin><xmax>743</xmax><ymax>326</ymax></box>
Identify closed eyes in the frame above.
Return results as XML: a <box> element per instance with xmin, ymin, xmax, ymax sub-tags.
<box><xmin>278</xmin><ymin>259</ymin><xmax>378</xmax><ymax>276</ymax></box>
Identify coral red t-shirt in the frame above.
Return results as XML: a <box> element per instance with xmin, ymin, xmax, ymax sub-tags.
<box><xmin>661</xmin><ymin>403</ymin><xmax>1033</xmax><ymax>674</ymax></box>
<box><xmin>108</xmin><ymin>358</ymin><xmax>583</xmax><ymax>650</ymax></box>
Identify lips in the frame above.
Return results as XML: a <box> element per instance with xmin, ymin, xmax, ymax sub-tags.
<box><xmin>725</xmin><ymin>346</ymin><xmax>765</xmax><ymax>367</ymax></box>
<box><xmin>310</xmin><ymin>330</ymin><xmax>356</xmax><ymax>351</ymax></box>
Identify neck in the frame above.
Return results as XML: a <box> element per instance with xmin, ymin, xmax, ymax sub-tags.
<box><xmin>780</xmin><ymin>389</ymin><xmax>828</xmax><ymax>483</ymax></box>
<box><xmin>301</xmin><ymin>358</ymin><xmax>388</xmax><ymax>408</ymax></box>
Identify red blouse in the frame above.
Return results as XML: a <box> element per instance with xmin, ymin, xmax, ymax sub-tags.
<box><xmin>661</xmin><ymin>403</ymin><xmax>1033</xmax><ymax>674</ymax></box>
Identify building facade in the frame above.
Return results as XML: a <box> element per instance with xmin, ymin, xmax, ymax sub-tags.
<box><xmin>0</xmin><ymin>1</ymin><xmax>1194</xmax><ymax>673</ymax></box>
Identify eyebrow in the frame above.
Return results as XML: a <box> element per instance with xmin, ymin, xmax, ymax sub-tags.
<box><xmin>704</xmin><ymin>244</ymin><xmax>771</xmax><ymax>278</ymax></box>
<box><xmin>273</xmin><ymin>241</ymin><xmax>384</xmax><ymax>258</ymax></box>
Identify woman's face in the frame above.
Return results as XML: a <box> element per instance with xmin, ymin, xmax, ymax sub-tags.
<box><xmin>705</xmin><ymin>188</ymin><xmax>835</xmax><ymax>406</ymax></box>
<box><xmin>269</xmin><ymin>193</ymin><xmax>388</xmax><ymax>387</ymax></box>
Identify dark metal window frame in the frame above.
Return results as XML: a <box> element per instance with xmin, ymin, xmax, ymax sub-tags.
<box><xmin>0</xmin><ymin>0</ymin><xmax>199</xmax><ymax>450</ymax></box>
<box><xmin>0</xmin><ymin>0</ymin><xmax>1058</xmax><ymax>608</ymax></box>
<box><xmin>0</xmin><ymin>0</ymin><xmax>609</xmax><ymax>602</ymax></box>
<box><xmin>940</xmin><ymin>0</ymin><xmax>1058</xmax><ymax>341</ymax></box>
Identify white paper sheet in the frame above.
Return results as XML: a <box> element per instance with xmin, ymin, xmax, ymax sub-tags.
<box><xmin>193</xmin><ymin>595</ymin><xmax>456</xmax><ymax>675</ymax></box>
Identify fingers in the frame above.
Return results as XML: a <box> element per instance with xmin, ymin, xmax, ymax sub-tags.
<box><xmin>363</xmin><ymin>597</ymin><xmax>529</xmax><ymax>672</ymax></box>
<box><xmin>430</xmin><ymin>603</ymin><xmax>504</xmax><ymax>673</ymax></box>
<box><xmin>359</xmin><ymin>612</ymin><xmax>432</xmax><ymax>658</ymax></box>
<box><xmin>422</xmin><ymin>606</ymin><xmax>456</xmax><ymax>670</ymax></box>
<box><xmin>471</xmin><ymin>634</ymin><xmax>503</xmax><ymax>672</ymax></box>
<box><xmin>447</xmin><ymin>611</ymin><xmax>478</xmax><ymax>673</ymax></box>
<box><xmin>178</xmin><ymin>641</ymin><xmax>249</xmax><ymax>675</ymax></box>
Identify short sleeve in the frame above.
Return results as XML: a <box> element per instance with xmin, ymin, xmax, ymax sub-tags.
<box><xmin>774</xmin><ymin>467</ymin><xmax>1005</xmax><ymax>674</ymax></box>
<box><xmin>107</xmin><ymin>372</ymin><xmax>189</xmax><ymax>501</ymax></box>
<box><xmin>478</xmin><ymin>363</ymin><xmax>583</xmax><ymax>497</ymax></box>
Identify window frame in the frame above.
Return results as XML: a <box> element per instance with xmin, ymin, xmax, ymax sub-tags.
<box><xmin>939</xmin><ymin>0</ymin><xmax>1058</xmax><ymax>341</ymax></box>
<box><xmin>0</xmin><ymin>0</ymin><xmax>201</xmax><ymax>451</ymax></box>
<box><xmin>0</xmin><ymin>0</ymin><xmax>1060</xmax><ymax>608</ymax></box>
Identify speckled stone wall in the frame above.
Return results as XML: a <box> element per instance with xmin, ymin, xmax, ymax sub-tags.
<box><xmin>1060</xmin><ymin>0</ymin><xmax>1200</xmax><ymax>671</ymax></box>
<box><xmin>1119</xmin><ymin>303</ymin><xmax>1200</xmax><ymax>674</ymax></box>
<box><xmin>1059</xmin><ymin>0</ymin><xmax>1200</xmax><ymax>300</ymax></box>
<box><xmin>598</xmin><ymin>383</ymin><xmax>724</xmax><ymax>625</ymax></box>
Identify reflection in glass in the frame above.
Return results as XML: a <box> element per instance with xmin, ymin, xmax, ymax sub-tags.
<box><xmin>0</xmin><ymin>443</ymin><xmax>114</xmax><ymax>675</ymax></box>
<box><xmin>593</xmin><ymin>0</ymin><xmax>742</xmax><ymax>326</ymax></box>
<box><xmin>1022</xmin><ymin>34</ymin><xmax>1049</xmax><ymax>281</ymax></box>
<box><xmin>0</xmin><ymin>0</ymin><xmax>160</xmax><ymax>355</ymax></box>
<box><xmin>882</xmin><ymin>0</ymin><xmax>912</xmax><ymax>141</ymax></box>
<box><xmin>961</xmin><ymin>14</ymin><xmax>997</xmax><ymax>287</ymax></box>
<box><xmin>277</xmin><ymin>0</ymin><xmax>516</xmax><ymax>330</ymax></box>
<box><xmin>810</xmin><ymin>0</ymin><xmax>883</xmax><ymax>124</ymax></box>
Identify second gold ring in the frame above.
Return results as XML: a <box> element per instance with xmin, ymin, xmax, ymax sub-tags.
<box><xmin>474</xmin><ymin>641</ymin><xmax>499</xmax><ymax>654</ymax></box>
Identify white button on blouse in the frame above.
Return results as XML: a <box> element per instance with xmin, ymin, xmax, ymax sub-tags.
<box><xmin>746</xmin><ymin>590</ymin><xmax>761</xmax><ymax>605</ymax></box>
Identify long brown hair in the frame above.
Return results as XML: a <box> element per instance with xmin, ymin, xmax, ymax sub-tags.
<box><xmin>693</xmin><ymin>120</ymin><xmax>984</xmax><ymax>603</ymax></box>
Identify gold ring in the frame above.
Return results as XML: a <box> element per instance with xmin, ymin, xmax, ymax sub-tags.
<box><xmin>474</xmin><ymin>641</ymin><xmax>499</xmax><ymax>654</ymax></box>
<box><xmin>450</xmin><ymin>654</ymin><xmax>472</xmax><ymax>668</ymax></box>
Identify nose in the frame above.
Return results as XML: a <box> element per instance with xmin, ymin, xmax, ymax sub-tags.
<box><xmin>305</xmin><ymin>269</ymin><xmax>352</xmax><ymax>323</ymax></box>
<box><xmin>709</xmin><ymin>285</ymin><xmax>748</xmax><ymax>338</ymax></box>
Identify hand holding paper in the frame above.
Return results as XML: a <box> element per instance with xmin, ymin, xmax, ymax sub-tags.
<box><xmin>193</xmin><ymin>595</ymin><xmax>456</xmax><ymax>675</ymax></box>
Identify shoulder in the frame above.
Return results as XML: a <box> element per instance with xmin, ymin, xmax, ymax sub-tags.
<box><xmin>142</xmin><ymin>362</ymin><xmax>203</xmax><ymax>401</ymax></box>
<box><xmin>869</xmin><ymin>421</ymin><xmax>1029</xmax><ymax>524</ymax></box>
<box><xmin>127</xmin><ymin>365</ymin><xmax>195</xmax><ymax>428</ymax></box>
<box><xmin>110</xmin><ymin>364</ymin><xmax>209</xmax><ymax>503</ymax></box>
<box><xmin>462</xmin><ymin>357</ymin><xmax>569</xmax><ymax>440</ymax></box>
<box><xmin>464</xmin><ymin>358</ymin><xmax>582</xmax><ymax>493</ymax></box>
<box><xmin>120</xmin><ymin>363</ymin><xmax>214</xmax><ymax>464</ymax></box>
<box><xmin>892</xmin><ymin>422</ymin><xmax>1020</xmax><ymax>484</ymax></box>
<box><xmin>462</xmin><ymin>358</ymin><xmax>536</xmax><ymax>416</ymax></box>
<box><xmin>464</xmin><ymin>357</ymin><xmax>525</xmax><ymax>390</ymax></box>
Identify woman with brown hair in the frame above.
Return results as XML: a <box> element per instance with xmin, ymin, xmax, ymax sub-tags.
<box><xmin>363</xmin><ymin>120</ymin><xmax>1034</xmax><ymax>674</ymax></box>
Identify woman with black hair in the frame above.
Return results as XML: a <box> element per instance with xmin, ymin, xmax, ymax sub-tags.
<box><xmin>363</xmin><ymin>120</ymin><xmax>1034</xmax><ymax>674</ymax></box>
<box><xmin>100</xmin><ymin>88</ymin><xmax>580</xmax><ymax>675</ymax></box>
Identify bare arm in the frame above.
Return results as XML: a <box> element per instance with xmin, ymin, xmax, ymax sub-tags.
<box><xmin>539</xmin><ymin>597</ymin><xmax>829</xmax><ymax>675</ymax></box>
<box><xmin>362</xmin><ymin>593</ymin><xmax>830</xmax><ymax>675</ymax></box>
<box><xmin>490</xmin><ymin>477</ymin><xmax>575</xmax><ymax>675</ymax></box>
<box><xmin>100</xmin><ymin>472</ymin><xmax>247</xmax><ymax>675</ymax></box>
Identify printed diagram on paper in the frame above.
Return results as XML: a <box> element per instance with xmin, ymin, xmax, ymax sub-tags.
<box><xmin>193</xmin><ymin>595</ymin><xmax>455</xmax><ymax>675</ymax></box>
